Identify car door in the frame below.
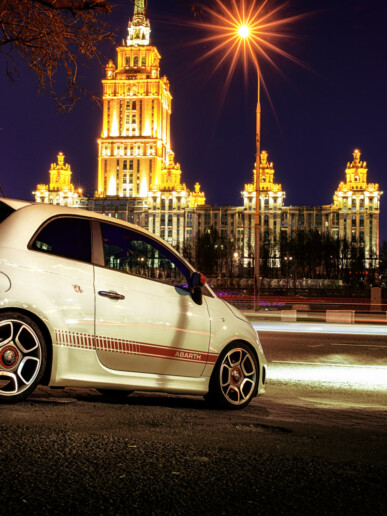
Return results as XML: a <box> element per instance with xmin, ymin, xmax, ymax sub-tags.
<box><xmin>29</xmin><ymin>216</ymin><xmax>95</xmax><ymax>347</ymax></box>
<box><xmin>94</xmin><ymin>221</ymin><xmax>212</xmax><ymax>377</ymax></box>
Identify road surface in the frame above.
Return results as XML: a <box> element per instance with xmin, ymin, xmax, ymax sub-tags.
<box><xmin>0</xmin><ymin>324</ymin><xmax>385</xmax><ymax>515</ymax></box>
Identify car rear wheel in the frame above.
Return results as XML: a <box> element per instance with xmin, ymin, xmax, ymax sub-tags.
<box><xmin>0</xmin><ymin>312</ymin><xmax>47</xmax><ymax>403</ymax></box>
<box><xmin>205</xmin><ymin>343</ymin><xmax>258</xmax><ymax>409</ymax></box>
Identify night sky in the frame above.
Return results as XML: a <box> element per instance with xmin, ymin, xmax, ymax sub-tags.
<box><xmin>1</xmin><ymin>0</ymin><xmax>386</xmax><ymax>243</ymax></box>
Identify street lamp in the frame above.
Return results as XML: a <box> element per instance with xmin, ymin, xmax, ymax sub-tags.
<box><xmin>196</xmin><ymin>0</ymin><xmax>303</xmax><ymax>309</ymax></box>
<box><xmin>237</xmin><ymin>26</ymin><xmax>261</xmax><ymax>311</ymax></box>
<box><xmin>284</xmin><ymin>255</ymin><xmax>293</xmax><ymax>293</ymax></box>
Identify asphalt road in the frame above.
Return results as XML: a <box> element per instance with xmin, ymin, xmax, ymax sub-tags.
<box><xmin>0</xmin><ymin>327</ymin><xmax>386</xmax><ymax>516</ymax></box>
<box><xmin>256</xmin><ymin>323</ymin><xmax>387</xmax><ymax>393</ymax></box>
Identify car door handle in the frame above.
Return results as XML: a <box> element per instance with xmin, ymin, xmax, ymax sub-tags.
<box><xmin>98</xmin><ymin>290</ymin><xmax>125</xmax><ymax>300</ymax></box>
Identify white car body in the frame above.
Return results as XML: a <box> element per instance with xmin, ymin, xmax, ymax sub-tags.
<box><xmin>0</xmin><ymin>200</ymin><xmax>266</xmax><ymax>408</ymax></box>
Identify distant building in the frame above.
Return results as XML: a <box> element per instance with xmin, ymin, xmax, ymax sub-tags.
<box><xmin>34</xmin><ymin>0</ymin><xmax>382</xmax><ymax>270</ymax></box>
<box><xmin>34</xmin><ymin>152</ymin><xmax>83</xmax><ymax>207</ymax></box>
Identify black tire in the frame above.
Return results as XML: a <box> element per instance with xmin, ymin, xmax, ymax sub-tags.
<box><xmin>205</xmin><ymin>342</ymin><xmax>258</xmax><ymax>410</ymax></box>
<box><xmin>97</xmin><ymin>389</ymin><xmax>133</xmax><ymax>399</ymax></box>
<box><xmin>0</xmin><ymin>312</ymin><xmax>47</xmax><ymax>403</ymax></box>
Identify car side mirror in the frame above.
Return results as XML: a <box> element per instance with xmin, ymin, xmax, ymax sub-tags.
<box><xmin>190</xmin><ymin>272</ymin><xmax>207</xmax><ymax>305</ymax></box>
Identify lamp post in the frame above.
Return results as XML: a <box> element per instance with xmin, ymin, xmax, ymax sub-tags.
<box><xmin>201</xmin><ymin>2</ymin><xmax>301</xmax><ymax>309</ymax></box>
<box><xmin>254</xmin><ymin>68</ymin><xmax>261</xmax><ymax>311</ymax></box>
<box><xmin>284</xmin><ymin>255</ymin><xmax>293</xmax><ymax>293</ymax></box>
<box><xmin>238</xmin><ymin>25</ymin><xmax>261</xmax><ymax>310</ymax></box>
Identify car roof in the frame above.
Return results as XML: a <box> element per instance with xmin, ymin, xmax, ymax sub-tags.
<box><xmin>0</xmin><ymin>198</ymin><xmax>33</xmax><ymax>210</ymax></box>
<box><xmin>0</xmin><ymin>199</ymin><xmax>195</xmax><ymax>271</ymax></box>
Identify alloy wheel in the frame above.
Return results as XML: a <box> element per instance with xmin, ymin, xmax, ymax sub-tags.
<box><xmin>0</xmin><ymin>316</ymin><xmax>45</xmax><ymax>401</ymax></box>
<box><xmin>219</xmin><ymin>347</ymin><xmax>256</xmax><ymax>406</ymax></box>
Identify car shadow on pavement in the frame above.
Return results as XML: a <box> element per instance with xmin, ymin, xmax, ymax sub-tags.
<box><xmin>85</xmin><ymin>391</ymin><xmax>222</xmax><ymax>411</ymax></box>
<box><xmin>32</xmin><ymin>386</ymin><xmax>270</xmax><ymax>415</ymax></box>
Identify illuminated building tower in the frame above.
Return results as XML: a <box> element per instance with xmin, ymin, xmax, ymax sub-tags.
<box><xmin>333</xmin><ymin>149</ymin><xmax>381</xmax><ymax>267</ymax></box>
<box><xmin>98</xmin><ymin>1</ymin><xmax>187</xmax><ymax>200</ymax></box>
<box><xmin>34</xmin><ymin>152</ymin><xmax>83</xmax><ymax>206</ymax></box>
<box><xmin>242</xmin><ymin>151</ymin><xmax>285</xmax><ymax>264</ymax></box>
<box><xmin>94</xmin><ymin>0</ymin><xmax>205</xmax><ymax>247</ymax></box>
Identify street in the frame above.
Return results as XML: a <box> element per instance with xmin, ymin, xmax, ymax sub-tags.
<box><xmin>0</xmin><ymin>326</ymin><xmax>386</xmax><ymax>515</ymax></box>
<box><xmin>256</xmin><ymin>322</ymin><xmax>387</xmax><ymax>393</ymax></box>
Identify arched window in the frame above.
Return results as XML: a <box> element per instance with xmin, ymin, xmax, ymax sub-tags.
<box><xmin>134</xmin><ymin>56</ymin><xmax>138</xmax><ymax>67</ymax></box>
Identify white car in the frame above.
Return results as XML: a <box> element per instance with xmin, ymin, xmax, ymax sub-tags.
<box><xmin>0</xmin><ymin>199</ymin><xmax>266</xmax><ymax>409</ymax></box>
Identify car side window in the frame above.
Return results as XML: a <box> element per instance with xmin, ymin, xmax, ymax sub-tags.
<box><xmin>32</xmin><ymin>217</ymin><xmax>92</xmax><ymax>263</ymax></box>
<box><xmin>0</xmin><ymin>201</ymin><xmax>15</xmax><ymax>224</ymax></box>
<box><xmin>101</xmin><ymin>222</ymin><xmax>190</xmax><ymax>287</ymax></box>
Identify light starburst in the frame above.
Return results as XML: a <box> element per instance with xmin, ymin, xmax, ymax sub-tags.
<box><xmin>196</xmin><ymin>0</ymin><xmax>307</xmax><ymax>94</ymax></box>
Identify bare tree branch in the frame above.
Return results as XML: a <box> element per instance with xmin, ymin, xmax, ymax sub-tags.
<box><xmin>0</xmin><ymin>0</ymin><xmax>202</xmax><ymax>110</ymax></box>
<box><xmin>0</xmin><ymin>0</ymin><xmax>114</xmax><ymax>110</ymax></box>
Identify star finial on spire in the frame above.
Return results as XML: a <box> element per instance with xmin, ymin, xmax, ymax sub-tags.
<box><xmin>127</xmin><ymin>0</ymin><xmax>150</xmax><ymax>46</ymax></box>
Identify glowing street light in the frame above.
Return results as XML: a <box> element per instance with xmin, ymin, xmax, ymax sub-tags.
<box><xmin>235</xmin><ymin>18</ymin><xmax>262</xmax><ymax>310</ymax></box>
<box><xmin>194</xmin><ymin>0</ymin><xmax>304</xmax><ymax>309</ymax></box>
<box><xmin>238</xmin><ymin>24</ymin><xmax>250</xmax><ymax>38</ymax></box>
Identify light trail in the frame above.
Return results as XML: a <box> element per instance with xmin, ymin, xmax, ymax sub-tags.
<box><xmin>252</xmin><ymin>321</ymin><xmax>387</xmax><ymax>336</ymax></box>
<box><xmin>254</xmin><ymin>321</ymin><xmax>387</xmax><ymax>391</ymax></box>
<box><xmin>330</xmin><ymin>343</ymin><xmax>386</xmax><ymax>349</ymax></box>
<box><xmin>268</xmin><ymin>362</ymin><xmax>387</xmax><ymax>392</ymax></box>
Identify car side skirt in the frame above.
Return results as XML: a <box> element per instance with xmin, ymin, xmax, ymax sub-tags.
<box><xmin>50</xmin><ymin>345</ymin><xmax>211</xmax><ymax>395</ymax></box>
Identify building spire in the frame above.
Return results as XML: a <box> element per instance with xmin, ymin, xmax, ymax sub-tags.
<box><xmin>127</xmin><ymin>0</ymin><xmax>150</xmax><ymax>46</ymax></box>
<box><xmin>134</xmin><ymin>0</ymin><xmax>146</xmax><ymax>19</ymax></box>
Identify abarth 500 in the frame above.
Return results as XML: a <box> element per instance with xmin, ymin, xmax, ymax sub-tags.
<box><xmin>0</xmin><ymin>199</ymin><xmax>266</xmax><ymax>409</ymax></box>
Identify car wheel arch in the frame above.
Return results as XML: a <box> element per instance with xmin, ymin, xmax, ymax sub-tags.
<box><xmin>211</xmin><ymin>339</ymin><xmax>260</xmax><ymax>395</ymax></box>
<box><xmin>0</xmin><ymin>307</ymin><xmax>53</xmax><ymax>386</ymax></box>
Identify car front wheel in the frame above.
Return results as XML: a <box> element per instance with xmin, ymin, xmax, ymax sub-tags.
<box><xmin>0</xmin><ymin>312</ymin><xmax>47</xmax><ymax>403</ymax></box>
<box><xmin>205</xmin><ymin>343</ymin><xmax>258</xmax><ymax>409</ymax></box>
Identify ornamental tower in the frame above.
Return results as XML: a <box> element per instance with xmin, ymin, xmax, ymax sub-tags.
<box><xmin>333</xmin><ymin>149</ymin><xmax>382</xmax><ymax>266</ymax></box>
<box><xmin>97</xmin><ymin>0</ymin><xmax>191</xmax><ymax>201</ymax></box>
<box><xmin>34</xmin><ymin>152</ymin><xmax>83</xmax><ymax>206</ymax></box>
<box><xmin>242</xmin><ymin>151</ymin><xmax>285</xmax><ymax>251</ymax></box>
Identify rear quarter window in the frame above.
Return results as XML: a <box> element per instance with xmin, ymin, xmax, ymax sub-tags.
<box><xmin>0</xmin><ymin>202</ymin><xmax>15</xmax><ymax>224</ymax></box>
<box><xmin>31</xmin><ymin>217</ymin><xmax>92</xmax><ymax>263</ymax></box>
